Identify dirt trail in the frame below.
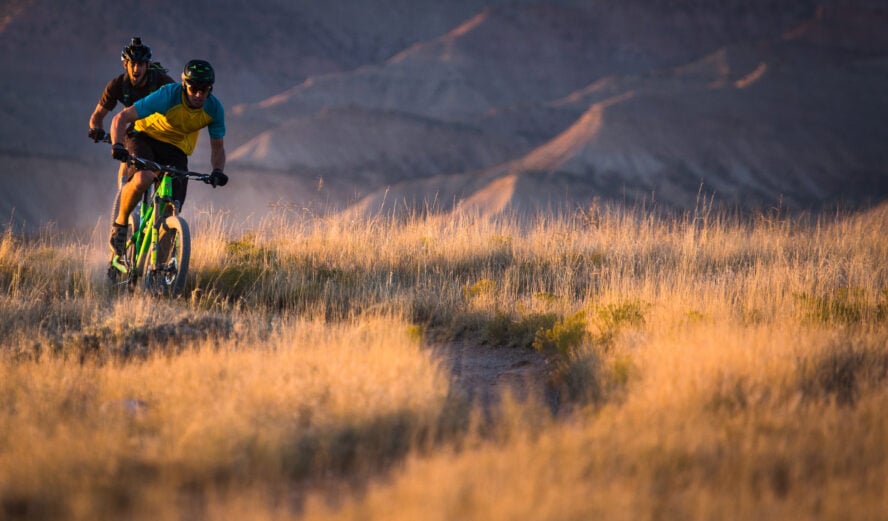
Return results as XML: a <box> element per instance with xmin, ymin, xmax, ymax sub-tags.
<box><xmin>429</xmin><ymin>342</ymin><xmax>553</xmax><ymax>411</ymax></box>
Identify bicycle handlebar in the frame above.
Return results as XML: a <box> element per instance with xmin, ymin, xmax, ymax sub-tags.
<box><xmin>95</xmin><ymin>137</ymin><xmax>219</xmax><ymax>186</ymax></box>
<box><xmin>125</xmin><ymin>155</ymin><xmax>213</xmax><ymax>183</ymax></box>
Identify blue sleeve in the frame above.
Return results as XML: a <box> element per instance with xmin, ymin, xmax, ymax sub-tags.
<box><xmin>133</xmin><ymin>84</ymin><xmax>179</xmax><ymax>118</ymax></box>
<box><xmin>206</xmin><ymin>96</ymin><xmax>226</xmax><ymax>139</ymax></box>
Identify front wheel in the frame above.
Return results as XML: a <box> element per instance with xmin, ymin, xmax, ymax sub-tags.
<box><xmin>144</xmin><ymin>215</ymin><xmax>190</xmax><ymax>296</ymax></box>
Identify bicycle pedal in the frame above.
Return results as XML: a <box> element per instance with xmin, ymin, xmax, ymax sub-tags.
<box><xmin>110</xmin><ymin>255</ymin><xmax>130</xmax><ymax>274</ymax></box>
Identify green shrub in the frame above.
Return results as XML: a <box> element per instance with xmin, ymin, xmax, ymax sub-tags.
<box><xmin>553</xmin><ymin>350</ymin><xmax>602</xmax><ymax>404</ymax></box>
<box><xmin>532</xmin><ymin>311</ymin><xmax>588</xmax><ymax>358</ymax></box>
<box><xmin>485</xmin><ymin>311</ymin><xmax>558</xmax><ymax>349</ymax></box>
<box><xmin>795</xmin><ymin>288</ymin><xmax>883</xmax><ymax>325</ymax></box>
<box><xmin>197</xmin><ymin>263</ymin><xmax>266</xmax><ymax>301</ymax></box>
<box><xmin>225</xmin><ymin>233</ymin><xmax>277</xmax><ymax>265</ymax></box>
<box><xmin>592</xmin><ymin>300</ymin><xmax>646</xmax><ymax>349</ymax></box>
<box><xmin>464</xmin><ymin>278</ymin><xmax>497</xmax><ymax>300</ymax></box>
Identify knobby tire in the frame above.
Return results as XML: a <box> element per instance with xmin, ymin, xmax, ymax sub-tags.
<box><xmin>143</xmin><ymin>215</ymin><xmax>191</xmax><ymax>297</ymax></box>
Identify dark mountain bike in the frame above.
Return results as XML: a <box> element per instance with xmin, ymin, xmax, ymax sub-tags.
<box><xmin>107</xmin><ymin>155</ymin><xmax>216</xmax><ymax>296</ymax></box>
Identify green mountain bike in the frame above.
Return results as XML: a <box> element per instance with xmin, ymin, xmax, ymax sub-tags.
<box><xmin>107</xmin><ymin>155</ymin><xmax>214</xmax><ymax>296</ymax></box>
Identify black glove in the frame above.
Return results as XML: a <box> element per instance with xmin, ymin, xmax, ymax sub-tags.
<box><xmin>208</xmin><ymin>168</ymin><xmax>228</xmax><ymax>188</ymax></box>
<box><xmin>88</xmin><ymin>128</ymin><xmax>106</xmax><ymax>142</ymax></box>
<box><xmin>111</xmin><ymin>143</ymin><xmax>129</xmax><ymax>162</ymax></box>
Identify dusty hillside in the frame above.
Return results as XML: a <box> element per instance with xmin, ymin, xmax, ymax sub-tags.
<box><xmin>347</xmin><ymin>4</ymin><xmax>888</xmax><ymax>214</ymax></box>
<box><xmin>0</xmin><ymin>0</ymin><xmax>533</xmax><ymax>227</ymax></box>
<box><xmin>0</xmin><ymin>0</ymin><xmax>525</xmax><ymax>155</ymax></box>
<box><xmin>229</xmin><ymin>107</ymin><xmax>525</xmax><ymax>181</ymax></box>
<box><xmin>1</xmin><ymin>0</ymin><xmax>886</xmax><ymax>229</ymax></box>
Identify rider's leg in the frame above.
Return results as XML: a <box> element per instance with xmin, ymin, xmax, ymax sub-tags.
<box><xmin>171</xmin><ymin>176</ymin><xmax>189</xmax><ymax>213</ymax></box>
<box><xmin>117</xmin><ymin>162</ymin><xmax>128</xmax><ymax>189</ymax></box>
<box><xmin>115</xmin><ymin>169</ymin><xmax>155</xmax><ymax>227</ymax></box>
<box><xmin>109</xmin><ymin>169</ymin><xmax>155</xmax><ymax>257</ymax></box>
<box><xmin>110</xmin><ymin>163</ymin><xmax>132</xmax><ymax>224</ymax></box>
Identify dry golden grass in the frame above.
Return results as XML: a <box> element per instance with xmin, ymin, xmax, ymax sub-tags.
<box><xmin>0</xmin><ymin>312</ymin><xmax>451</xmax><ymax>520</ymax></box>
<box><xmin>1</xmin><ymin>202</ymin><xmax>886</xmax><ymax>520</ymax></box>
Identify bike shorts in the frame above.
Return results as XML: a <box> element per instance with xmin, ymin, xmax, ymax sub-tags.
<box><xmin>125</xmin><ymin>132</ymin><xmax>189</xmax><ymax>209</ymax></box>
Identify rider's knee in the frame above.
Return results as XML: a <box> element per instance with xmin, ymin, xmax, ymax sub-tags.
<box><xmin>132</xmin><ymin>170</ymin><xmax>156</xmax><ymax>190</ymax></box>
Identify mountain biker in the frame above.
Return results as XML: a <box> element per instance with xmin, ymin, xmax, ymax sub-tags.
<box><xmin>88</xmin><ymin>37</ymin><xmax>174</xmax><ymax>187</ymax></box>
<box><xmin>108</xmin><ymin>59</ymin><xmax>228</xmax><ymax>260</ymax></box>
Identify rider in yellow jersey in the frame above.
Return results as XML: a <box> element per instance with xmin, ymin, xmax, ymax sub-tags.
<box><xmin>108</xmin><ymin>59</ymin><xmax>228</xmax><ymax>260</ymax></box>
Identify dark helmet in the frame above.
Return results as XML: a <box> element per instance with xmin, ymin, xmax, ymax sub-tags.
<box><xmin>121</xmin><ymin>37</ymin><xmax>152</xmax><ymax>63</ymax></box>
<box><xmin>182</xmin><ymin>59</ymin><xmax>215</xmax><ymax>88</ymax></box>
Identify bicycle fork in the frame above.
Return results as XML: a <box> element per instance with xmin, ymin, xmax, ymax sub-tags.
<box><xmin>110</xmin><ymin>194</ymin><xmax>152</xmax><ymax>275</ymax></box>
<box><xmin>146</xmin><ymin>194</ymin><xmax>178</xmax><ymax>275</ymax></box>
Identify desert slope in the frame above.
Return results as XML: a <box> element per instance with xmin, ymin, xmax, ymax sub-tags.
<box><xmin>345</xmin><ymin>4</ymin><xmax>888</xmax><ymax>215</ymax></box>
<box><xmin>1</xmin><ymin>0</ymin><xmax>886</xmax><ymax>229</ymax></box>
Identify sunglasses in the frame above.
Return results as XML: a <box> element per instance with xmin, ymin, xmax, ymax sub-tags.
<box><xmin>185</xmin><ymin>83</ymin><xmax>212</xmax><ymax>95</ymax></box>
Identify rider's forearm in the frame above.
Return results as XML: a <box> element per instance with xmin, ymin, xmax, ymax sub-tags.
<box><xmin>89</xmin><ymin>104</ymin><xmax>109</xmax><ymax>129</ymax></box>
<box><xmin>110</xmin><ymin>113</ymin><xmax>126</xmax><ymax>145</ymax></box>
<box><xmin>210</xmin><ymin>138</ymin><xmax>226</xmax><ymax>171</ymax></box>
<box><xmin>110</xmin><ymin>106</ymin><xmax>138</xmax><ymax>146</ymax></box>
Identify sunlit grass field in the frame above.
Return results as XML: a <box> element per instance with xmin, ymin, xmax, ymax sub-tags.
<box><xmin>1</xmin><ymin>202</ymin><xmax>886</xmax><ymax>520</ymax></box>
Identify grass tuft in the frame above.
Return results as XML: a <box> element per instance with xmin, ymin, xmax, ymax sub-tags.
<box><xmin>797</xmin><ymin>335</ymin><xmax>888</xmax><ymax>406</ymax></box>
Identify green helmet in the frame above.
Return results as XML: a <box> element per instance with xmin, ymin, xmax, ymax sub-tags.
<box><xmin>181</xmin><ymin>59</ymin><xmax>215</xmax><ymax>88</ymax></box>
<box><xmin>121</xmin><ymin>37</ymin><xmax>151</xmax><ymax>63</ymax></box>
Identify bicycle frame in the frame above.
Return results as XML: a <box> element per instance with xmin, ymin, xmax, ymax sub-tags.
<box><xmin>110</xmin><ymin>171</ymin><xmax>175</xmax><ymax>276</ymax></box>
<box><xmin>108</xmin><ymin>155</ymin><xmax>211</xmax><ymax>295</ymax></box>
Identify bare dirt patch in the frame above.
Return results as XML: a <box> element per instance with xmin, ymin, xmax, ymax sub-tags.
<box><xmin>430</xmin><ymin>341</ymin><xmax>552</xmax><ymax>412</ymax></box>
